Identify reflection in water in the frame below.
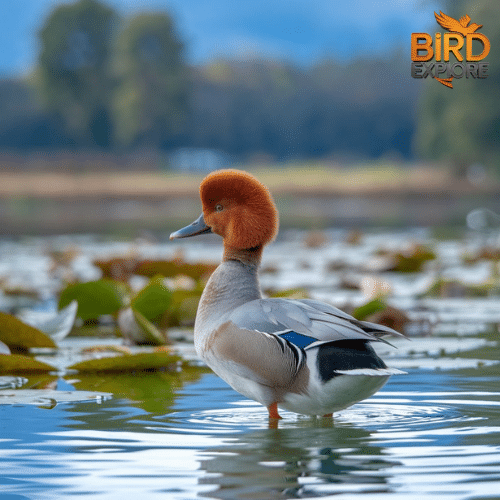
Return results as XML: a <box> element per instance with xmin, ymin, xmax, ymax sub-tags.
<box><xmin>198</xmin><ymin>424</ymin><xmax>398</xmax><ymax>499</ymax></box>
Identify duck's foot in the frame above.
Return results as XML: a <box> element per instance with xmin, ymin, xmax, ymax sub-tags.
<box><xmin>267</xmin><ymin>402</ymin><xmax>282</xmax><ymax>420</ymax></box>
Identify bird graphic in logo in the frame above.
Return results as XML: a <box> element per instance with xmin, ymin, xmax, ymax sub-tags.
<box><xmin>434</xmin><ymin>11</ymin><xmax>482</xmax><ymax>36</ymax></box>
<box><xmin>432</xmin><ymin>11</ymin><xmax>483</xmax><ymax>88</ymax></box>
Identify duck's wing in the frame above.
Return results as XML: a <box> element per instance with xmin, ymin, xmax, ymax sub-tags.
<box><xmin>227</xmin><ymin>298</ymin><xmax>404</xmax><ymax>350</ymax></box>
<box><xmin>213</xmin><ymin>298</ymin><xmax>403</xmax><ymax>392</ymax></box>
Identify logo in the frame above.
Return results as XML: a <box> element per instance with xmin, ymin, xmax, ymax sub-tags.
<box><xmin>411</xmin><ymin>11</ymin><xmax>490</xmax><ymax>88</ymax></box>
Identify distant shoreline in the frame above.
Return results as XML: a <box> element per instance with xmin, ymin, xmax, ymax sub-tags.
<box><xmin>0</xmin><ymin>166</ymin><xmax>498</xmax><ymax>235</ymax></box>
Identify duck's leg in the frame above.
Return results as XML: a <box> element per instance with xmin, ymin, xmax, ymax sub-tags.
<box><xmin>322</xmin><ymin>413</ymin><xmax>333</xmax><ymax>418</ymax></box>
<box><xmin>267</xmin><ymin>402</ymin><xmax>282</xmax><ymax>419</ymax></box>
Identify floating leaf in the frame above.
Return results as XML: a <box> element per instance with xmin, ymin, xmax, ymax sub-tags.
<box><xmin>20</xmin><ymin>301</ymin><xmax>78</xmax><ymax>342</ymax></box>
<box><xmin>0</xmin><ymin>312</ymin><xmax>57</xmax><ymax>351</ymax></box>
<box><xmin>422</xmin><ymin>278</ymin><xmax>500</xmax><ymax>298</ymax></box>
<box><xmin>59</xmin><ymin>279</ymin><xmax>127</xmax><ymax>321</ymax></box>
<box><xmin>68</xmin><ymin>351</ymin><xmax>182</xmax><ymax>373</ymax></box>
<box><xmin>131</xmin><ymin>275</ymin><xmax>172</xmax><ymax>321</ymax></box>
<box><xmin>351</xmin><ymin>299</ymin><xmax>387</xmax><ymax>321</ymax></box>
<box><xmin>135</xmin><ymin>259</ymin><xmax>217</xmax><ymax>280</ymax></box>
<box><xmin>0</xmin><ymin>354</ymin><xmax>56</xmax><ymax>374</ymax></box>
<box><xmin>0</xmin><ymin>389</ymin><xmax>112</xmax><ymax>406</ymax></box>
<box><xmin>393</xmin><ymin>244</ymin><xmax>436</xmax><ymax>273</ymax></box>
<box><xmin>268</xmin><ymin>287</ymin><xmax>310</xmax><ymax>299</ymax></box>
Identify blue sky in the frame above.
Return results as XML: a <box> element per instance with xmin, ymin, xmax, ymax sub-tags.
<box><xmin>0</xmin><ymin>0</ymin><xmax>438</xmax><ymax>77</ymax></box>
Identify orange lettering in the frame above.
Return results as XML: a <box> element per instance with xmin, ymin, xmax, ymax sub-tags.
<box><xmin>411</xmin><ymin>33</ymin><xmax>433</xmax><ymax>61</ymax></box>
<box><xmin>444</xmin><ymin>34</ymin><xmax>464</xmax><ymax>62</ymax></box>
<box><xmin>466</xmin><ymin>33</ymin><xmax>490</xmax><ymax>61</ymax></box>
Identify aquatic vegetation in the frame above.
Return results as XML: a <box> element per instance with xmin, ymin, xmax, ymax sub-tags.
<box><xmin>351</xmin><ymin>299</ymin><xmax>409</xmax><ymax>333</ymax></box>
<box><xmin>68</xmin><ymin>351</ymin><xmax>182</xmax><ymax>373</ymax></box>
<box><xmin>376</xmin><ymin>243</ymin><xmax>436</xmax><ymax>273</ymax></box>
<box><xmin>423</xmin><ymin>277</ymin><xmax>500</xmax><ymax>298</ymax></box>
<box><xmin>0</xmin><ymin>311</ymin><xmax>56</xmax><ymax>352</ymax></box>
<box><xmin>58</xmin><ymin>279</ymin><xmax>128</xmax><ymax>321</ymax></box>
<box><xmin>0</xmin><ymin>354</ymin><xmax>56</xmax><ymax>374</ymax></box>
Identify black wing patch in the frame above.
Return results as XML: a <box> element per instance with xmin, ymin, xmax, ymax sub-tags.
<box><xmin>316</xmin><ymin>340</ymin><xmax>387</xmax><ymax>382</ymax></box>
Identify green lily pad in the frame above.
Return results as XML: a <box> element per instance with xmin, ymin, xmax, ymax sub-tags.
<box><xmin>0</xmin><ymin>312</ymin><xmax>57</xmax><ymax>351</ymax></box>
<box><xmin>68</xmin><ymin>351</ymin><xmax>182</xmax><ymax>373</ymax></box>
<box><xmin>351</xmin><ymin>298</ymin><xmax>387</xmax><ymax>321</ymax></box>
<box><xmin>59</xmin><ymin>279</ymin><xmax>127</xmax><ymax>321</ymax></box>
<box><xmin>0</xmin><ymin>354</ymin><xmax>57</xmax><ymax>374</ymax></box>
<box><xmin>131</xmin><ymin>275</ymin><xmax>172</xmax><ymax>321</ymax></box>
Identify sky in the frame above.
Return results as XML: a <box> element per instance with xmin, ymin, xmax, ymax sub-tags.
<box><xmin>0</xmin><ymin>0</ymin><xmax>439</xmax><ymax>77</ymax></box>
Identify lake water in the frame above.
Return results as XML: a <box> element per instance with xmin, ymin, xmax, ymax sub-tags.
<box><xmin>1</xmin><ymin>229</ymin><xmax>500</xmax><ymax>499</ymax></box>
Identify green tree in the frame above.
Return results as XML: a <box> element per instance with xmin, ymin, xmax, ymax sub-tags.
<box><xmin>37</xmin><ymin>0</ymin><xmax>116</xmax><ymax>148</ymax></box>
<box><xmin>414</xmin><ymin>0</ymin><xmax>500</xmax><ymax>174</ymax></box>
<box><xmin>112</xmin><ymin>13</ymin><xmax>188</xmax><ymax>148</ymax></box>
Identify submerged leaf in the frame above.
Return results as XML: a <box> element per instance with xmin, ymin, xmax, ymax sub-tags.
<box><xmin>0</xmin><ymin>354</ymin><xmax>56</xmax><ymax>374</ymax></box>
<box><xmin>59</xmin><ymin>279</ymin><xmax>127</xmax><ymax>320</ymax></box>
<box><xmin>0</xmin><ymin>312</ymin><xmax>57</xmax><ymax>351</ymax></box>
<box><xmin>68</xmin><ymin>351</ymin><xmax>182</xmax><ymax>373</ymax></box>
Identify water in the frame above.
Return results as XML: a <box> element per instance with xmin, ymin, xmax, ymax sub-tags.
<box><xmin>1</xmin><ymin>229</ymin><xmax>500</xmax><ymax>499</ymax></box>
<box><xmin>1</xmin><ymin>365</ymin><xmax>500</xmax><ymax>500</ymax></box>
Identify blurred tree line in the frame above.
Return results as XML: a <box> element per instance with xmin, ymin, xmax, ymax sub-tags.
<box><xmin>0</xmin><ymin>0</ymin><xmax>416</xmax><ymax>163</ymax></box>
<box><xmin>0</xmin><ymin>0</ymin><xmax>497</xmax><ymax>169</ymax></box>
<box><xmin>415</xmin><ymin>0</ymin><xmax>500</xmax><ymax>174</ymax></box>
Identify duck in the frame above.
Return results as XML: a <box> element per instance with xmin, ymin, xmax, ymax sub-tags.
<box><xmin>170</xmin><ymin>169</ymin><xmax>404</xmax><ymax>419</ymax></box>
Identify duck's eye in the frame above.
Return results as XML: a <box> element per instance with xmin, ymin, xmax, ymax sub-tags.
<box><xmin>214</xmin><ymin>204</ymin><xmax>224</xmax><ymax>213</ymax></box>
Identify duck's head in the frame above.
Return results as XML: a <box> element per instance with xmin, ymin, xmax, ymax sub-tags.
<box><xmin>170</xmin><ymin>170</ymin><xmax>278</xmax><ymax>257</ymax></box>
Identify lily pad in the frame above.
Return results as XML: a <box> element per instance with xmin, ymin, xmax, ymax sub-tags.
<box><xmin>59</xmin><ymin>279</ymin><xmax>127</xmax><ymax>321</ymax></box>
<box><xmin>351</xmin><ymin>299</ymin><xmax>387</xmax><ymax>321</ymax></box>
<box><xmin>135</xmin><ymin>259</ymin><xmax>217</xmax><ymax>280</ymax></box>
<box><xmin>0</xmin><ymin>354</ymin><xmax>57</xmax><ymax>374</ymax></box>
<box><xmin>131</xmin><ymin>276</ymin><xmax>172</xmax><ymax>321</ymax></box>
<box><xmin>68</xmin><ymin>351</ymin><xmax>182</xmax><ymax>373</ymax></box>
<box><xmin>0</xmin><ymin>312</ymin><xmax>57</xmax><ymax>351</ymax></box>
<box><xmin>0</xmin><ymin>389</ymin><xmax>112</xmax><ymax>406</ymax></box>
<box><xmin>393</xmin><ymin>244</ymin><xmax>436</xmax><ymax>273</ymax></box>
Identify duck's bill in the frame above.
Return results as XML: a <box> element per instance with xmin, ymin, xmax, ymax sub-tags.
<box><xmin>169</xmin><ymin>213</ymin><xmax>212</xmax><ymax>239</ymax></box>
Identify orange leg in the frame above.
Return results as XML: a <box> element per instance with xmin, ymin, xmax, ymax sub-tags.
<box><xmin>322</xmin><ymin>413</ymin><xmax>333</xmax><ymax>418</ymax></box>
<box><xmin>267</xmin><ymin>402</ymin><xmax>282</xmax><ymax>419</ymax></box>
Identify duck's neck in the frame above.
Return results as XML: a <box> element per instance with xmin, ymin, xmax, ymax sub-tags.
<box><xmin>194</xmin><ymin>248</ymin><xmax>262</xmax><ymax>334</ymax></box>
<box><xmin>223</xmin><ymin>244</ymin><xmax>263</xmax><ymax>266</ymax></box>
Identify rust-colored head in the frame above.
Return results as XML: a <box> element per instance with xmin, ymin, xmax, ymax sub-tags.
<box><xmin>200</xmin><ymin>169</ymin><xmax>279</xmax><ymax>250</ymax></box>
